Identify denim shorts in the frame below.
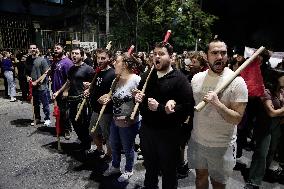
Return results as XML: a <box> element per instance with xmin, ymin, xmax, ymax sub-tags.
<box><xmin>187</xmin><ymin>138</ymin><xmax>236</xmax><ymax>184</ymax></box>
<box><xmin>89</xmin><ymin>112</ymin><xmax>112</xmax><ymax>140</ymax></box>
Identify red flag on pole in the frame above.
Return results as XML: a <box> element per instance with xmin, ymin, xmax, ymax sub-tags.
<box><xmin>53</xmin><ymin>101</ymin><xmax>61</xmax><ymax>135</ymax></box>
<box><xmin>127</xmin><ymin>45</ymin><xmax>135</xmax><ymax>55</ymax></box>
<box><xmin>53</xmin><ymin>100</ymin><xmax>61</xmax><ymax>150</ymax></box>
<box><xmin>240</xmin><ymin>57</ymin><xmax>265</xmax><ymax>97</ymax></box>
<box><xmin>163</xmin><ymin>30</ymin><xmax>171</xmax><ymax>44</ymax></box>
<box><xmin>27</xmin><ymin>80</ymin><xmax>33</xmax><ymax>101</ymax></box>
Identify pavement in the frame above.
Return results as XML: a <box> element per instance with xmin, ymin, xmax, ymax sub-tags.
<box><xmin>0</xmin><ymin>78</ymin><xmax>283</xmax><ymax>189</ymax></box>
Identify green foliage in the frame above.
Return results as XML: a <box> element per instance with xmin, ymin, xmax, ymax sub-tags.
<box><xmin>88</xmin><ymin>0</ymin><xmax>218</xmax><ymax>52</ymax></box>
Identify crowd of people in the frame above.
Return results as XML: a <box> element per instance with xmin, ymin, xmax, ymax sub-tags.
<box><xmin>0</xmin><ymin>38</ymin><xmax>284</xmax><ymax>189</ymax></box>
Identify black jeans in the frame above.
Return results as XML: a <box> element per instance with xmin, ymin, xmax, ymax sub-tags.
<box><xmin>140</xmin><ymin>123</ymin><xmax>179</xmax><ymax>189</ymax></box>
<box><xmin>56</xmin><ymin>96</ymin><xmax>72</xmax><ymax>133</ymax></box>
<box><xmin>68</xmin><ymin>99</ymin><xmax>92</xmax><ymax>150</ymax></box>
<box><xmin>19</xmin><ymin>76</ymin><xmax>28</xmax><ymax>100</ymax></box>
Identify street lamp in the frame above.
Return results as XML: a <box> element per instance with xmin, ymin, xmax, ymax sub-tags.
<box><xmin>195</xmin><ymin>38</ymin><xmax>201</xmax><ymax>51</ymax></box>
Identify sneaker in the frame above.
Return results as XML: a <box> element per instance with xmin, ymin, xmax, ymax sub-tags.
<box><xmin>278</xmin><ymin>169</ymin><xmax>284</xmax><ymax>184</ymax></box>
<box><xmin>137</xmin><ymin>151</ymin><xmax>144</xmax><ymax>160</ymax></box>
<box><xmin>117</xmin><ymin>171</ymin><xmax>133</xmax><ymax>182</ymax></box>
<box><xmin>244</xmin><ymin>183</ymin><xmax>259</xmax><ymax>189</ymax></box>
<box><xmin>44</xmin><ymin>120</ymin><xmax>51</xmax><ymax>127</ymax></box>
<box><xmin>64</xmin><ymin>130</ymin><xmax>71</xmax><ymax>140</ymax></box>
<box><xmin>177</xmin><ymin>162</ymin><xmax>190</xmax><ymax>179</ymax></box>
<box><xmin>10</xmin><ymin>97</ymin><xmax>16</xmax><ymax>102</ymax></box>
<box><xmin>100</xmin><ymin>154</ymin><xmax>112</xmax><ymax>163</ymax></box>
<box><xmin>31</xmin><ymin>119</ymin><xmax>41</xmax><ymax>126</ymax></box>
<box><xmin>264</xmin><ymin>168</ymin><xmax>282</xmax><ymax>183</ymax></box>
<box><xmin>103</xmin><ymin>166</ymin><xmax>120</xmax><ymax>176</ymax></box>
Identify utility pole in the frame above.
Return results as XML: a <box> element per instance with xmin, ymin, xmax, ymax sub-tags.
<box><xmin>106</xmin><ymin>0</ymin><xmax>110</xmax><ymax>44</ymax></box>
<box><xmin>135</xmin><ymin>0</ymin><xmax>139</xmax><ymax>52</ymax></box>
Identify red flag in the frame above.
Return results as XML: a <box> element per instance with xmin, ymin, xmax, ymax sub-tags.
<box><xmin>27</xmin><ymin>80</ymin><xmax>33</xmax><ymax>101</ymax></box>
<box><xmin>53</xmin><ymin>103</ymin><xmax>61</xmax><ymax>135</ymax></box>
<box><xmin>240</xmin><ymin>57</ymin><xmax>265</xmax><ymax>96</ymax></box>
<box><xmin>127</xmin><ymin>45</ymin><xmax>135</xmax><ymax>55</ymax></box>
<box><xmin>163</xmin><ymin>30</ymin><xmax>171</xmax><ymax>44</ymax></box>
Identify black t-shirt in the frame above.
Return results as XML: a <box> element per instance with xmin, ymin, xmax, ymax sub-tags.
<box><xmin>25</xmin><ymin>55</ymin><xmax>34</xmax><ymax>77</ymax></box>
<box><xmin>84</xmin><ymin>57</ymin><xmax>94</xmax><ymax>67</ymax></box>
<box><xmin>90</xmin><ymin>68</ymin><xmax>116</xmax><ymax>113</ymax></box>
<box><xmin>67</xmin><ymin>63</ymin><xmax>94</xmax><ymax>96</ymax></box>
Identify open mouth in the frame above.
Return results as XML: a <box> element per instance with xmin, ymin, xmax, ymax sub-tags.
<box><xmin>214</xmin><ymin>61</ymin><xmax>222</xmax><ymax>66</ymax></box>
<box><xmin>155</xmin><ymin>60</ymin><xmax>160</xmax><ymax>65</ymax></box>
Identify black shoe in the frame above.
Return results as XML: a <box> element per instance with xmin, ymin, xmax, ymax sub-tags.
<box><xmin>278</xmin><ymin>169</ymin><xmax>284</xmax><ymax>184</ymax></box>
<box><xmin>244</xmin><ymin>141</ymin><xmax>255</xmax><ymax>151</ymax></box>
<box><xmin>177</xmin><ymin>162</ymin><xmax>190</xmax><ymax>179</ymax></box>
<box><xmin>64</xmin><ymin>130</ymin><xmax>71</xmax><ymax>140</ymax></box>
<box><xmin>263</xmin><ymin>169</ymin><xmax>281</xmax><ymax>183</ymax></box>
<box><xmin>86</xmin><ymin>149</ymin><xmax>104</xmax><ymax>157</ymax></box>
<box><xmin>244</xmin><ymin>183</ymin><xmax>259</xmax><ymax>189</ymax></box>
<box><xmin>100</xmin><ymin>154</ymin><xmax>112</xmax><ymax>163</ymax></box>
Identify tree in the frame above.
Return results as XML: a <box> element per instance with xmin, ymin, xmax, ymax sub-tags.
<box><xmin>136</xmin><ymin>0</ymin><xmax>218</xmax><ymax>52</ymax></box>
<box><xmin>79</xmin><ymin>0</ymin><xmax>218</xmax><ymax>52</ymax></box>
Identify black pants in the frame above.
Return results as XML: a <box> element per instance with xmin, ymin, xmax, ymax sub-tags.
<box><xmin>56</xmin><ymin>97</ymin><xmax>72</xmax><ymax>133</ymax></box>
<box><xmin>140</xmin><ymin>123</ymin><xmax>180</xmax><ymax>189</ymax></box>
<box><xmin>69</xmin><ymin>100</ymin><xmax>92</xmax><ymax>150</ymax></box>
<box><xmin>19</xmin><ymin>76</ymin><xmax>28</xmax><ymax>100</ymax></box>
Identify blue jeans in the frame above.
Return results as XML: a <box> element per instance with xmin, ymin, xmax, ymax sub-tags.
<box><xmin>110</xmin><ymin>120</ymin><xmax>140</xmax><ymax>172</ymax></box>
<box><xmin>32</xmin><ymin>89</ymin><xmax>50</xmax><ymax>121</ymax></box>
<box><xmin>4</xmin><ymin>71</ymin><xmax>16</xmax><ymax>98</ymax></box>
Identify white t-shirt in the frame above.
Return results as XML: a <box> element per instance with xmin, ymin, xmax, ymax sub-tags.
<box><xmin>191</xmin><ymin>67</ymin><xmax>248</xmax><ymax>147</ymax></box>
<box><xmin>112</xmin><ymin>74</ymin><xmax>141</xmax><ymax>117</ymax></box>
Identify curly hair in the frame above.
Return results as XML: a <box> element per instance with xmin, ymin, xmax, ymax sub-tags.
<box><xmin>120</xmin><ymin>52</ymin><xmax>143</xmax><ymax>74</ymax></box>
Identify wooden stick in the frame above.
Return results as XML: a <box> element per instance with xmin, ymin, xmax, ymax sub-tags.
<box><xmin>106</xmin><ymin>41</ymin><xmax>112</xmax><ymax>51</ymax></box>
<box><xmin>130</xmin><ymin>65</ymin><xmax>155</xmax><ymax>120</ymax></box>
<box><xmin>31</xmin><ymin>96</ymin><xmax>36</xmax><ymax>126</ymax></box>
<box><xmin>57</xmin><ymin>136</ymin><xmax>61</xmax><ymax>151</ymax></box>
<box><xmin>194</xmin><ymin>46</ymin><xmax>265</xmax><ymax>112</ymax></box>
<box><xmin>91</xmin><ymin>76</ymin><xmax>120</xmax><ymax>133</ymax></box>
<box><xmin>75</xmin><ymin>98</ymin><xmax>86</xmax><ymax>121</ymax></box>
<box><xmin>38</xmin><ymin>68</ymin><xmax>51</xmax><ymax>84</ymax></box>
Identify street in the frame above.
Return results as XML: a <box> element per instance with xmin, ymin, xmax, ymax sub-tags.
<box><xmin>0</xmin><ymin>81</ymin><xmax>283</xmax><ymax>189</ymax></box>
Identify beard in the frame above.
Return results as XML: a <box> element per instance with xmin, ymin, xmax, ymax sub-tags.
<box><xmin>208</xmin><ymin>61</ymin><xmax>226</xmax><ymax>74</ymax></box>
<box><xmin>155</xmin><ymin>60</ymin><xmax>170</xmax><ymax>71</ymax></box>
<box><xmin>54</xmin><ymin>52</ymin><xmax>63</xmax><ymax>58</ymax></box>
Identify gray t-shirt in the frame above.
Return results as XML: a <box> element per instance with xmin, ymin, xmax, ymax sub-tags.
<box><xmin>31</xmin><ymin>56</ymin><xmax>49</xmax><ymax>91</ymax></box>
<box><xmin>112</xmin><ymin>74</ymin><xmax>141</xmax><ymax>117</ymax></box>
<box><xmin>191</xmin><ymin>68</ymin><xmax>248</xmax><ymax>147</ymax></box>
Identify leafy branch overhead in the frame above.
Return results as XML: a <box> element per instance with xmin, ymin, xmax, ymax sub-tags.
<box><xmin>85</xmin><ymin>0</ymin><xmax>218</xmax><ymax>52</ymax></box>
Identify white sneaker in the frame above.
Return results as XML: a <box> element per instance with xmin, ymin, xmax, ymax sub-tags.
<box><xmin>117</xmin><ymin>171</ymin><xmax>133</xmax><ymax>182</ymax></box>
<box><xmin>10</xmin><ymin>97</ymin><xmax>16</xmax><ymax>102</ymax></box>
<box><xmin>103</xmin><ymin>166</ymin><xmax>120</xmax><ymax>176</ymax></box>
<box><xmin>44</xmin><ymin>120</ymin><xmax>51</xmax><ymax>126</ymax></box>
